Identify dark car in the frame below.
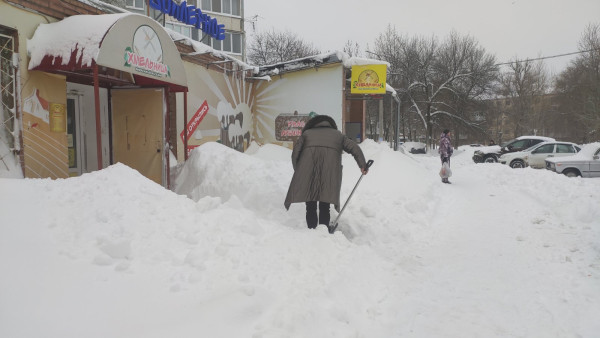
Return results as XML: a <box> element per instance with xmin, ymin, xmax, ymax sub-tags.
<box><xmin>472</xmin><ymin>136</ymin><xmax>555</xmax><ymax>163</ymax></box>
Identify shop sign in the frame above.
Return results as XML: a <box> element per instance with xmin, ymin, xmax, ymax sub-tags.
<box><xmin>275</xmin><ymin>114</ymin><xmax>311</xmax><ymax>141</ymax></box>
<box><xmin>351</xmin><ymin>64</ymin><xmax>387</xmax><ymax>94</ymax></box>
<box><xmin>50</xmin><ymin>103</ymin><xmax>66</xmax><ymax>133</ymax></box>
<box><xmin>180</xmin><ymin>100</ymin><xmax>209</xmax><ymax>143</ymax></box>
<box><xmin>124</xmin><ymin>25</ymin><xmax>172</xmax><ymax>78</ymax></box>
<box><xmin>149</xmin><ymin>0</ymin><xmax>225</xmax><ymax>40</ymax></box>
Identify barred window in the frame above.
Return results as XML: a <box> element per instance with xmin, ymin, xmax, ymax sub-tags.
<box><xmin>1</xmin><ymin>30</ymin><xmax>16</xmax><ymax>151</ymax></box>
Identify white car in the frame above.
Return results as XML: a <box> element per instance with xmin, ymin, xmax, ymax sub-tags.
<box><xmin>545</xmin><ymin>142</ymin><xmax>600</xmax><ymax>177</ymax></box>
<box><xmin>499</xmin><ymin>141</ymin><xmax>581</xmax><ymax>169</ymax></box>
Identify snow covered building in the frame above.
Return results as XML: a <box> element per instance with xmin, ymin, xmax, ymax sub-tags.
<box><xmin>0</xmin><ymin>0</ymin><xmax>254</xmax><ymax>187</ymax></box>
<box><xmin>0</xmin><ymin>0</ymin><xmax>387</xmax><ymax>188</ymax></box>
<box><xmin>250</xmin><ymin>53</ymin><xmax>391</xmax><ymax>146</ymax></box>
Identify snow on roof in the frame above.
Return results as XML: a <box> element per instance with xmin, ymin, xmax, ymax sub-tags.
<box><xmin>27</xmin><ymin>9</ymin><xmax>257</xmax><ymax>75</ymax></box>
<box><xmin>166</xmin><ymin>30</ymin><xmax>259</xmax><ymax>74</ymax></box>
<box><xmin>27</xmin><ymin>13</ymin><xmax>131</xmax><ymax>70</ymax></box>
<box><xmin>76</xmin><ymin>0</ymin><xmax>128</xmax><ymax>14</ymax></box>
<box><xmin>386</xmin><ymin>84</ymin><xmax>397</xmax><ymax>96</ymax></box>
<box><xmin>340</xmin><ymin>55</ymin><xmax>390</xmax><ymax>68</ymax></box>
<box><xmin>258</xmin><ymin>51</ymin><xmax>390</xmax><ymax>76</ymax></box>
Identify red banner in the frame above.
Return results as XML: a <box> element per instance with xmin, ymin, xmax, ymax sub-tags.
<box><xmin>180</xmin><ymin>100</ymin><xmax>209</xmax><ymax>143</ymax></box>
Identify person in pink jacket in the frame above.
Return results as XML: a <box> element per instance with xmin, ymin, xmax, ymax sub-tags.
<box><xmin>438</xmin><ymin>129</ymin><xmax>454</xmax><ymax>184</ymax></box>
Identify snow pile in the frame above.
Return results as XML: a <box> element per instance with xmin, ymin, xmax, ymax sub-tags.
<box><xmin>1</xmin><ymin>141</ymin><xmax>599</xmax><ymax>337</ymax></box>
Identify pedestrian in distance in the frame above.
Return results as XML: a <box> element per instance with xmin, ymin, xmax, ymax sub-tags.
<box><xmin>489</xmin><ymin>139</ymin><xmax>496</xmax><ymax>146</ymax></box>
<box><xmin>284</xmin><ymin>114</ymin><xmax>368</xmax><ymax>229</ymax></box>
<box><xmin>439</xmin><ymin>129</ymin><xmax>454</xmax><ymax>184</ymax></box>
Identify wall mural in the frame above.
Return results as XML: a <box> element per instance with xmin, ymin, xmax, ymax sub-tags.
<box><xmin>218</xmin><ymin>101</ymin><xmax>252</xmax><ymax>152</ymax></box>
<box><xmin>181</xmin><ymin>62</ymin><xmax>343</xmax><ymax>156</ymax></box>
<box><xmin>180</xmin><ymin>62</ymin><xmax>255</xmax><ymax>157</ymax></box>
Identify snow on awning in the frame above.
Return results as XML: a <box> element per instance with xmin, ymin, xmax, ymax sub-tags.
<box><xmin>28</xmin><ymin>13</ymin><xmax>187</xmax><ymax>88</ymax></box>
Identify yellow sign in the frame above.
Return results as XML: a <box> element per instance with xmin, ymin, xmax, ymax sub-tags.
<box><xmin>50</xmin><ymin>103</ymin><xmax>66</xmax><ymax>133</ymax></box>
<box><xmin>351</xmin><ymin>64</ymin><xmax>387</xmax><ymax>94</ymax></box>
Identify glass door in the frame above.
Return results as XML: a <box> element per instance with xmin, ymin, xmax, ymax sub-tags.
<box><xmin>67</xmin><ymin>95</ymin><xmax>84</xmax><ymax>176</ymax></box>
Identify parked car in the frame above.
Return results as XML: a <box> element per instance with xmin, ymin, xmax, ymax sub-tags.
<box><xmin>545</xmin><ymin>142</ymin><xmax>600</xmax><ymax>177</ymax></box>
<box><xmin>472</xmin><ymin>136</ymin><xmax>555</xmax><ymax>163</ymax></box>
<box><xmin>499</xmin><ymin>141</ymin><xmax>581</xmax><ymax>168</ymax></box>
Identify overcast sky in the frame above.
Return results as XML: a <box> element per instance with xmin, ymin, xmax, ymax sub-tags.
<box><xmin>244</xmin><ymin>0</ymin><xmax>600</xmax><ymax>74</ymax></box>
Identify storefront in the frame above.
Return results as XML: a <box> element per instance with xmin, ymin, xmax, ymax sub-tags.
<box><xmin>21</xmin><ymin>10</ymin><xmax>187</xmax><ymax>186</ymax></box>
<box><xmin>1</xmin><ymin>0</ymin><xmax>390</xmax><ymax>186</ymax></box>
<box><xmin>249</xmin><ymin>52</ymin><xmax>389</xmax><ymax>148</ymax></box>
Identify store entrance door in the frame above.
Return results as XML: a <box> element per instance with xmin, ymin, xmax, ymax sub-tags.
<box><xmin>111</xmin><ymin>88</ymin><xmax>164</xmax><ymax>185</ymax></box>
<box><xmin>67</xmin><ymin>94</ymin><xmax>85</xmax><ymax>176</ymax></box>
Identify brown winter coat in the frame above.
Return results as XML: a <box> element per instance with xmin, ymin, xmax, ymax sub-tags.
<box><xmin>284</xmin><ymin>115</ymin><xmax>367</xmax><ymax>212</ymax></box>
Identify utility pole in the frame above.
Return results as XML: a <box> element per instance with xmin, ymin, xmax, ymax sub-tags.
<box><xmin>378</xmin><ymin>99</ymin><xmax>383</xmax><ymax>142</ymax></box>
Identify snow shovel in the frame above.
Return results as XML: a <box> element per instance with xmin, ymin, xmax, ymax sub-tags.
<box><xmin>328</xmin><ymin>159</ymin><xmax>374</xmax><ymax>234</ymax></box>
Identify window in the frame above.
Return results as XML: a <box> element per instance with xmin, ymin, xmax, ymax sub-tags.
<box><xmin>556</xmin><ymin>144</ymin><xmax>576</xmax><ymax>153</ymax></box>
<box><xmin>510</xmin><ymin>140</ymin><xmax>529</xmax><ymax>149</ymax></box>
<box><xmin>165</xmin><ymin>22</ymin><xmax>192</xmax><ymax>38</ymax></box>
<box><xmin>232</xmin><ymin>34</ymin><xmax>241</xmax><ymax>54</ymax></box>
<box><xmin>201</xmin><ymin>0</ymin><xmax>241</xmax><ymax>16</ymax></box>
<box><xmin>211</xmin><ymin>0</ymin><xmax>221</xmax><ymax>12</ymax></box>
<box><xmin>206</xmin><ymin>32</ymin><xmax>242</xmax><ymax>54</ymax></box>
<box><xmin>223</xmin><ymin>0</ymin><xmax>231</xmax><ymax>14</ymax></box>
<box><xmin>530</xmin><ymin>139</ymin><xmax>545</xmax><ymax>147</ymax></box>
<box><xmin>231</xmin><ymin>0</ymin><xmax>240</xmax><ymax>16</ymax></box>
<box><xmin>222</xmin><ymin>34</ymin><xmax>232</xmax><ymax>52</ymax></box>
<box><xmin>126</xmin><ymin>0</ymin><xmax>145</xmax><ymax>10</ymax></box>
<box><xmin>534</xmin><ymin>144</ymin><xmax>554</xmax><ymax>154</ymax></box>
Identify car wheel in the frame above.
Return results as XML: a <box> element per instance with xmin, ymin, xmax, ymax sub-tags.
<box><xmin>563</xmin><ymin>169</ymin><xmax>581</xmax><ymax>177</ymax></box>
<box><xmin>510</xmin><ymin>160</ymin><xmax>525</xmax><ymax>168</ymax></box>
<box><xmin>484</xmin><ymin>155</ymin><xmax>497</xmax><ymax>163</ymax></box>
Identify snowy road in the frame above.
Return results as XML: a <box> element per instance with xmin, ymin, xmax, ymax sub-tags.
<box><xmin>1</xmin><ymin>141</ymin><xmax>599</xmax><ymax>337</ymax></box>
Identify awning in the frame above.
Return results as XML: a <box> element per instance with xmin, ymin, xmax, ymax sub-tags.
<box><xmin>27</xmin><ymin>13</ymin><xmax>187</xmax><ymax>90</ymax></box>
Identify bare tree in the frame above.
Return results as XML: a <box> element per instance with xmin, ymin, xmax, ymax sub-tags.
<box><xmin>373</xmin><ymin>28</ymin><xmax>497</xmax><ymax>148</ymax></box>
<box><xmin>498</xmin><ymin>58</ymin><xmax>549</xmax><ymax>137</ymax></box>
<box><xmin>343</xmin><ymin>40</ymin><xmax>362</xmax><ymax>57</ymax></box>
<box><xmin>247</xmin><ymin>29</ymin><xmax>321</xmax><ymax>66</ymax></box>
<box><xmin>554</xmin><ymin>23</ymin><xmax>600</xmax><ymax>142</ymax></box>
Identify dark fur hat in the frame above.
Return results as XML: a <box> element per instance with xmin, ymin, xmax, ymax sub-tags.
<box><xmin>302</xmin><ymin>115</ymin><xmax>337</xmax><ymax>133</ymax></box>
<box><xmin>443</xmin><ymin>129</ymin><xmax>450</xmax><ymax>134</ymax></box>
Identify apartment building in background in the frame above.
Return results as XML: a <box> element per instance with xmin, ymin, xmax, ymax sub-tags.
<box><xmin>124</xmin><ymin>0</ymin><xmax>245</xmax><ymax>61</ymax></box>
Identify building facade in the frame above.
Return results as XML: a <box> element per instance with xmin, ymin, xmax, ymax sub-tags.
<box><xmin>121</xmin><ymin>0</ymin><xmax>245</xmax><ymax>62</ymax></box>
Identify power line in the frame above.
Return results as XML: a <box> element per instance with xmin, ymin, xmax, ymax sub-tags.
<box><xmin>368</xmin><ymin>48</ymin><xmax>600</xmax><ymax>67</ymax></box>
<box><xmin>495</xmin><ymin>48</ymin><xmax>600</xmax><ymax>66</ymax></box>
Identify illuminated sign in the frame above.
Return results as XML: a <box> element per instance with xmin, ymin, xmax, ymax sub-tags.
<box><xmin>350</xmin><ymin>64</ymin><xmax>387</xmax><ymax>94</ymax></box>
<box><xmin>149</xmin><ymin>0</ymin><xmax>225</xmax><ymax>40</ymax></box>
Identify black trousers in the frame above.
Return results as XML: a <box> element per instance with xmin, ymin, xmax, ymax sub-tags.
<box><xmin>305</xmin><ymin>201</ymin><xmax>330</xmax><ymax>229</ymax></box>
